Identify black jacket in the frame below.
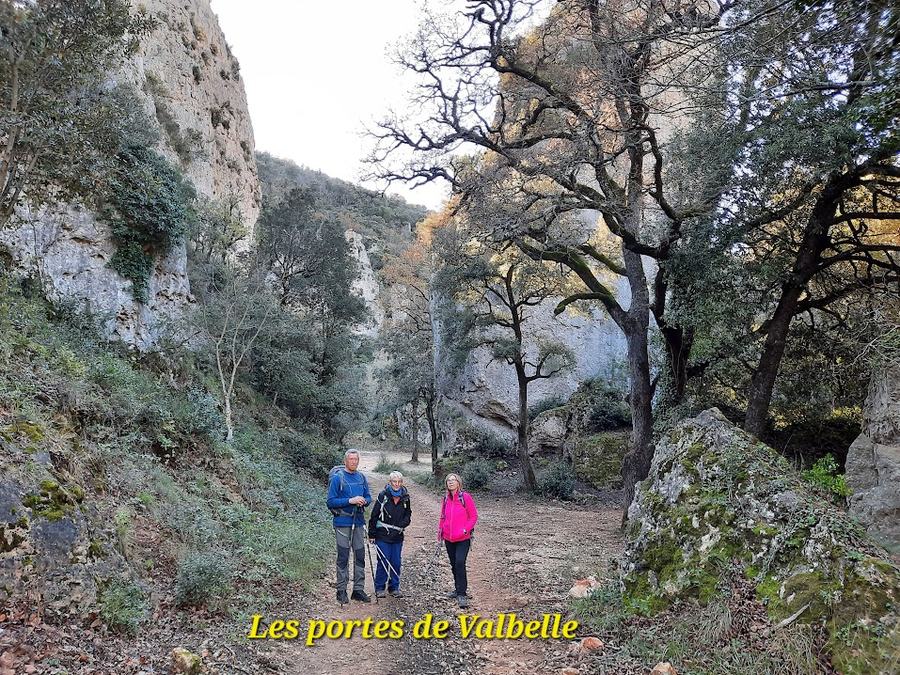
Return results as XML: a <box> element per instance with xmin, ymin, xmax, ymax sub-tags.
<box><xmin>368</xmin><ymin>486</ymin><xmax>412</xmax><ymax>543</ymax></box>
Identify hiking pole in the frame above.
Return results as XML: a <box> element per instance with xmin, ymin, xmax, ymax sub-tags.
<box><xmin>338</xmin><ymin>504</ymin><xmax>359</xmax><ymax>607</ymax></box>
<box><xmin>370</xmin><ymin>535</ymin><xmax>401</xmax><ymax>584</ymax></box>
<box><xmin>359</xmin><ymin>507</ymin><xmax>379</xmax><ymax>604</ymax></box>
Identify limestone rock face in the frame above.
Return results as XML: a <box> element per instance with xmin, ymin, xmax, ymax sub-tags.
<box><xmin>346</xmin><ymin>230</ymin><xmax>384</xmax><ymax>338</ymax></box>
<box><xmin>130</xmin><ymin>0</ymin><xmax>260</xmax><ymax>228</ymax></box>
<box><xmin>846</xmin><ymin>366</ymin><xmax>900</xmax><ymax>553</ymax></box>
<box><xmin>0</xmin><ymin>0</ymin><xmax>259</xmax><ymax>350</ymax></box>
<box><xmin>623</xmin><ymin>409</ymin><xmax>900</xmax><ymax>675</ymax></box>
<box><xmin>434</xmin><ymin>285</ymin><xmax>628</xmax><ymax>443</ymax></box>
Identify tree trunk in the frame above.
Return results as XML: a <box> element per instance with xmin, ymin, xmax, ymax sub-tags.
<box><xmin>660</xmin><ymin>324</ymin><xmax>694</xmax><ymax>405</ymax></box>
<box><xmin>744</xmin><ymin>287</ymin><xmax>802</xmax><ymax>437</ymax></box>
<box><xmin>224</xmin><ymin>396</ymin><xmax>234</xmax><ymax>443</ymax></box>
<box><xmin>410</xmin><ymin>399</ymin><xmax>420</xmax><ymax>462</ymax></box>
<box><xmin>618</xmin><ymin>229</ymin><xmax>655</xmax><ymax>523</ymax></box>
<box><xmin>745</xmin><ymin>191</ymin><xmax>836</xmax><ymax>437</ymax></box>
<box><xmin>620</xmin><ymin>321</ymin><xmax>655</xmax><ymax>525</ymax></box>
<box><xmin>515</xmin><ymin>365</ymin><xmax>537</xmax><ymax>492</ymax></box>
<box><xmin>425</xmin><ymin>393</ymin><xmax>439</xmax><ymax>472</ymax></box>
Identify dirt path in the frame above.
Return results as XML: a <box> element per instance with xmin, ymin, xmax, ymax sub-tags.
<box><xmin>262</xmin><ymin>447</ymin><xmax>623</xmax><ymax>675</ymax></box>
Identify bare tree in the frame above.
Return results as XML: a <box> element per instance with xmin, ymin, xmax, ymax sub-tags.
<box><xmin>434</xmin><ymin>223</ymin><xmax>574</xmax><ymax>491</ymax></box>
<box><xmin>368</xmin><ymin>0</ymin><xmax>900</xmax><ymax>514</ymax></box>
<box><xmin>379</xmin><ymin>236</ymin><xmax>441</xmax><ymax>465</ymax></box>
<box><xmin>192</xmin><ymin>267</ymin><xmax>275</xmax><ymax>442</ymax></box>
<box><xmin>368</xmin><ymin>0</ymin><xmax>728</xmax><ymax>513</ymax></box>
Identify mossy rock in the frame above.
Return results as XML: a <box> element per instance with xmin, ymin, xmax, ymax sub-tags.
<box><xmin>21</xmin><ymin>479</ymin><xmax>83</xmax><ymax>521</ymax></box>
<box><xmin>572</xmin><ymin>431</ymin><xmax>627</xmax><ymax>488</ymax></box>
<box><xmin>622</xmin><ymin>409</ymin><xmax>900</xmax><ymax>675</ymax></box>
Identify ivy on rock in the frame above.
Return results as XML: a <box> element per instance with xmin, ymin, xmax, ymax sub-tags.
<box><xmin>102</xmin><ymin>145</ymin><xmax>195</xmax><ymax>303</ymax></box>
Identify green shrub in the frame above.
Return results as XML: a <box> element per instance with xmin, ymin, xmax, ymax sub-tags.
<box><xmin>374</xmin><ymin>453</ymin><xmax>403</xmax><ymax>474</ymax></box>
<box><xmin>539</xmin><ymin>461</ymin><xmax>576</xmax><ymax>500</ymax></box>
<box><xmin>469</xmin><ymin>428</ymin><xmax>510</xmax><ymax>458</ymax></box>
<box><xmin>174</xmin><ymin>550</ymin><xmax>230</xmax><ymax>607</ymax></box>
<box><xmin>409</xmin><ymin>470</ymin><xmax>442</xmax><ymax>487</ymax></box>
<box><xmin>571</xmin><ymin>581</ymin><xmax>625</xmax><ymax>632</ymax></box>
<box><xmin>171</xmin><ymin>387</ymin><xmax>224</xmax><ymax>441</ymax></box>
<box><xmin>99</xmin><ymin>580</ymin><xmax>149</xmax><ymax>634</ymax></box>
<box><xmin>238</xmin><ymin>515</ymin><xmax>329</xmax><ymax>586</ymax></box>
<box><xmin>802</xmin><ymin>454</ymin><xmax>852</xmax><ymax>501</ymax></box>
<box><xmin>461</xmin><ymin>457</ymin><xmax>494</xmax><ymax>489</ymax></box>
<box><xmin>102</xmin><ymin>144</ymin><xmax>196</xmax><ymax>302</ymax></box>
<box><xmin>582</xmin><ymin>379</ymin><xmax>631</xmax><ymax>432</ymax></box>
<box><xmin>528</xmin><ymin>395</ymin><xmax>567</xmax><ymax>421</ymax></box>
<box><xmin>284</xmin><ymin>432</ymin><xmax>342</xmax><ymax>478</ymax></box>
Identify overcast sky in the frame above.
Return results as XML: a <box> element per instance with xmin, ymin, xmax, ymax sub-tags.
<box><xmin>210</xmin><ymin>1</ymin><xmax>448</xmax><ymax>211</ymax></box>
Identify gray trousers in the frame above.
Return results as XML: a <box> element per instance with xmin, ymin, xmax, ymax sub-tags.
<box><xmin>335</xmin><ymin>526</ymin><xmax>366</xmax><ymax>593</ymax></box>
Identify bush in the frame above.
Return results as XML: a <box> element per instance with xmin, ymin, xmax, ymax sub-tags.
<box><xmin>99</xmin><ymin>580</ymin><xmax>149</xmax><ymax>634</ymax></box>
<box><xmin>374</xmin><ymin>453</ymin><xmax>403</xmax><ymax>474</ymax></box>
<box><xmin>461</xmin><ymin>457</ymin><xmax>494</xmax><ymax>489</ymax></box>
<box><xmin>174</xmin><ymin>550</ymin><xmax>230</xmax><ymax>607</ymax></box>
<box><xmin>283</xmin><ymin>431</ymin><xmax>342</xmax><ymax>479</ymax></box>
<box><xmin>103</xmin><ymin>145</ymin><xmax>196</xmax><ymax>302</ymax></box>
<box><xmin>238</xmin><ymin>515</ymin><xmax>329</xmax><ymax>586</ymax></box>
<box><xmin>802</xmin><ymin>454</ymin><xmax>852</xmax><ymax>501</ymax></box>
<box><xmin>469</xmin><ymin>428</ymin><xmax>510</xmax><ymax>458</ymax></box>
<box><xmin>529</xmin><ymin>395</ymin><xmax>567</xmax><ymax>421</ymax></box>
<box><xmin>539</xmin><ymin>461</ymin><xmax>576</xmax><ymax>500</ymax></box>
<box><xmin>585</xmin><ymin>386</ymin><xmax>631</xmax><ymax>432</ymax></box>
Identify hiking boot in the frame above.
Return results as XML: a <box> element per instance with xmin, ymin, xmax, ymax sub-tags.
<box><xmin>375</xmin><ymin>589</ymin><xmax>387</xmax><ymax>599</ymax></box>
<box><xmin>457</xmin><ymin>595</ymin><xmax>470</xmax><ymax>609</ymax></box>
<box><xmin>351</xmin><ymin>590</ymin><xmax>372</xmax><ymax>603</ymax></box>
<box><xmin>445</xmin><ymin>590</ymin><xmax>459</xmax><ymax>599</ymax></box>
<box><xmin>337</xmin><ymin>590</ymin><xmax>349</xmax><ymax>605</ymax></box>
<box><xmin>388</xmin><ymin>589</ymin><xmax>403</xmax><ymax>598</ymax></box>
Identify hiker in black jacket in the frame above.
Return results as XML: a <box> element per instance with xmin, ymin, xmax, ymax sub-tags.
<box><xmin>368</xmin><ymin>471</ymin><xmax>412</xmax><ymax>598</ymax></box>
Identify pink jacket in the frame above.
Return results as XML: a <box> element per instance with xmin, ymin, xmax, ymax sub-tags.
<box><xmin>438</xmin><ymin>491</ymin><xmax>478</xmax><ymax>543</ymax></box>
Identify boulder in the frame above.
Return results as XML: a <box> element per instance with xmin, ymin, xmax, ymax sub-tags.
<box><xmin>650</xmin><ymin>664</ymin><xmax>677</xmax><ymax>675</ymax></box>
<box><xmin>0</xmin><ymin>463</ymin><xmax>122</xmax><ymax>620</ymax></box>
<box><xmin>530</xmin><ymin>409</ymin><xmax>568</xmax><ymax>452</ymax></box>
<box><xmin>171</xmin><ymin>648</ymin><xmax>202</xmax><ymax>675</ymax></box>
<box><xmin>568</xmin><ymin>576</ymin><xmax>601</xmax><ymax>598</ymax></box>
<box><xmin>623</xmin><ymin>409</ymin><xmax>900</xmax><ymax>675</ymax></box>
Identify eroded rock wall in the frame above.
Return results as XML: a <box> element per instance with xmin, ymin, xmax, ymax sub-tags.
<box><xmin>0</xmin><ymin>0</ymin><xmax>259</xmax><ymax>350</ymax></box>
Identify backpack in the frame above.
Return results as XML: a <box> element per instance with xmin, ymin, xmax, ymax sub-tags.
<box><xmin>328</xmin><ymin>465</ymin><xmax>350</xmax><ymax>517</ymax></box>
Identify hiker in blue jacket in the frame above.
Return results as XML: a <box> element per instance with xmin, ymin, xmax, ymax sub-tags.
<box><xmin>327</xmin><ymin>449</ymin><xmax>372</xmax><ymax>604</ymax></box>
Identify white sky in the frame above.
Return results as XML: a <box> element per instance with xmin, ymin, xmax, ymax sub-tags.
<box><xmin>210</xmin><ymin>0</ymin><xmax>449</xmax><ymax>212</ymax></box>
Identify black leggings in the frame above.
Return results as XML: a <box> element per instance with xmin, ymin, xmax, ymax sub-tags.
<box><xmin>445</xmin><ymin>539</ymin><xmax>471</xmax><ymax>597</ymax></box>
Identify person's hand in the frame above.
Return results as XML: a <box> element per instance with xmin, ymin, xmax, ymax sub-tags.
<box><xmin>349</xmin><ymin>496</ymin><xmax>365</xmax><ymax>506</ymax></box>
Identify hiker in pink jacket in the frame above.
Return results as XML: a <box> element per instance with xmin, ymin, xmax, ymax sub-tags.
<box><xmin>438</xmin><ymin>472</ymin><xmax>478</xmax><ymax>608</ymax></box>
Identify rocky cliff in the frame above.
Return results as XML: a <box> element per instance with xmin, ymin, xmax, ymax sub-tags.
<box><xmin>0</xmin><ymin>0</ymin><xmax>259</xmax><ymax>349</ymax></box>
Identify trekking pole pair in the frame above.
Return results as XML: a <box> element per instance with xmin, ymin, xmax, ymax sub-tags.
<box><xmin>370</xmin><ymin>542</ymin><xmax>400</xmax><ymax>584</ymax></box>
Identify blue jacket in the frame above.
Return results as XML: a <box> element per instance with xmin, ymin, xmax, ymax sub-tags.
<box><xmin>326</xmin><ymin>469</ymin><xmax>371</xmax><ymax>527</ymax></box>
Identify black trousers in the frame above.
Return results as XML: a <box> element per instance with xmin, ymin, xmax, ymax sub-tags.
<box><xmin>445</xmin><ymin>539</ymin><xmax>471</xmax><ymax>597</ymax></box>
